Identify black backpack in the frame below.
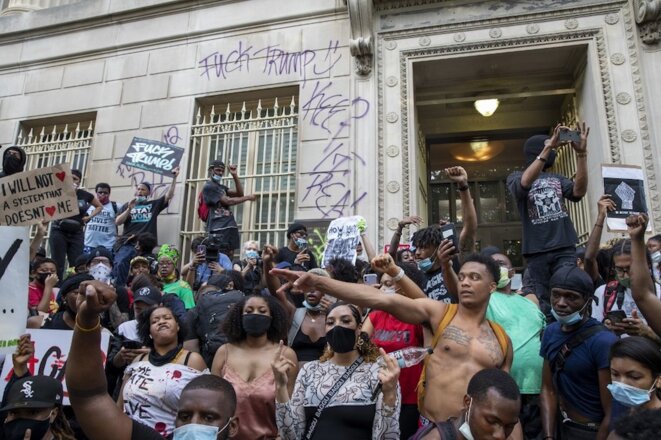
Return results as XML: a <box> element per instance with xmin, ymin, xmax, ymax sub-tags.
<box><xmin>194</xmin><ymin>290</ymin><xmax>244</xmax><ymax>366</ymax></box>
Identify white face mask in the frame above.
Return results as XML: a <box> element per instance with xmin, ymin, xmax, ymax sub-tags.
<box><xmin>458</xmin><ymin>398</ymin><xmax>475</xmax><ymax>440</ymax></box>
<box><xmin>89</xmin><ymin>263</ymin><xmax>112</xmax><ymax>284</ymax></box>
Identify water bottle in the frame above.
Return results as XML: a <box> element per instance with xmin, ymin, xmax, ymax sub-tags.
<box><xmin>378</xmin><ymin>346</ymin><xmax>433</xmax><ymax>369</ymax></box>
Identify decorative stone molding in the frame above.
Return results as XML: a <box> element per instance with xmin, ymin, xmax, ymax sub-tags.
<box><xmin>616</xmin><ymin>92</ymin><xmax>632</xmax><ymax>105</ymax></box>
<box><xmin>526</xmin><ymin>24</ymin><xmax>540</xmax><ymax>34</ymax></box>
<box><xmin>386</xmin><ymin>76</ymin><xmax>399</xmax><ymax>87</ymax></box>
<box><xmin>386</xmin><ymin>145</ymin><xmax>400</xmax><ymax>157</ymax></box>
<box><xmin>621</xmin><ymin>129</ymin><xmax>638</xmax><ymax>142</ymax></box>
<box><xmin>489</xmin><ymin>28</ymin><xmax>502</xmax><ymax>38</ymax></box>
<box><xmin>633</xmin><ymin>0</ymin><xmax>661</xmax><ymax>44</ymax></box>
<box><xmin>610</xmin><ymin>52</ymin><xmax>626</xmax><ymax>64</ymax></box>
<box><xmin>419</xmin><ymin>36</ymin><xmax>431</xmax><ymax>46</ymax></box>
<box><xmin>387</xmin><ymin>218</ymin><xmax>400</xmax><ymax>231</ymax></box>
<box><xmin>387</xmin><ymin>181</ymin><xmax>401</xmax><ymax>193</ymax></box>
<box><xmin>605</xmin><ymin>13</ymin><xmax>620</xmax><ymax>24</ymax></box>
<box><xmin>347</xmin><ymin>0</ymin><xmax>375</xmax><ymax>76</ymax></box>
<box><xmin>454</xmin><ymin>32</ymin><xmax>466</xmax><ymax>42</ymax></box>
<box><xmin>385</xmin><ymin>40</ymin><xmax>397</xmax><ymax>50</ymax></box>
<box><xmin>565</xmin><ymin>18</ymin><xmax>579</xmax><ymax>29</ymax></box>
<box><xmin>386</xmin><ymin>112</ymin><xmax>399</xmax><ymax>123</ymax></box>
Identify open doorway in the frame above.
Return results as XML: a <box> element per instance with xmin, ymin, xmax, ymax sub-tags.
<box><xmin>413</xmin><ymin>44</ymin><xmax>588</xmax><ymax>269</ymax></box>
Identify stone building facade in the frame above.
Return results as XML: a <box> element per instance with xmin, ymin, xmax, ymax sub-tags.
<box><xmin>1</xmin><ymin>0</ymin><xmax>659</xmax><ymax>260</ymax></box>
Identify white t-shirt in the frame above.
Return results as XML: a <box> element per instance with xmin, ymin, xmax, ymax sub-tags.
<box><xmin>592</xmin><ymin>283</ymin><xmax>661</xmax><ymax>322</ymax></box>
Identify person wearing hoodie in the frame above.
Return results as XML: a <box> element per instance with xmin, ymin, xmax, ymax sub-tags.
<box><xmin>0</xmin><ymin>145</ymin><xmax>26</xmax><ymax>177</ymax></box>
<box><xmin>506</xmin><ymin>123</ymin><xmax>590</xmax><ymax>320</ymax></box>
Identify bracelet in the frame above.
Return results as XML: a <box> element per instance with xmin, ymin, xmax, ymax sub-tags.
<box><xmin>75</xmin><ymin>316</ymin><xmax>101</xmax><ymax>333</ymax></box>
<box><xmin>391</xmin><ymin>268</ymin><xmax>405</xmax><ymax>282</ymax></box>
<box><xmin>536</xmin><ymin>155</ymin><xmax>547</xmax><ymax>163</ymax></box>
<box><xmin>457</xmin><ymin>184</ymin><xmax>469</xmax><ymax>192</ymax></box>
<box><xmin>576</xmin><ymin>152</ymin><xmax>587</xmax><ymax>158</ymax></box>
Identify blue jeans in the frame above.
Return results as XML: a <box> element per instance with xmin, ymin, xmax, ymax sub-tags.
<box><xmin>525</xmin><ymin>246</ymin><xmax>577</xmax><ymax>321</ymax></box>
<box><xmin>111</xmin><ymin>244</ymin><xmax>136</xmax><ymax>287</ymax></box>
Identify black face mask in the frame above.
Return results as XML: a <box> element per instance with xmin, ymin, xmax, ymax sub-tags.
<box><xmin>242</xmin><ymin>314</ymin><xmax>272</xmax><ymax>336</ymax></box>
<box><xmin>325</xmin><ymin>326</ymin><xmax>357</xmax><ymax>353</ymax></box>
<box><xmin>36</xmin><ymin>273</ymin><xmax>50</xmax><ymax>285</ymax></box>
<box><xmin>3</xmin><ymin>417</ymin><xmax>50</xmax><ymax>440</ymax></box>
<box><xmin>3</xmin><ymin>155</ymin><xmax>23</xmax><ymax>176</ymax></box>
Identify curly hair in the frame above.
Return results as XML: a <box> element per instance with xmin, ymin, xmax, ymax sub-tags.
<box><xmin>411</xmin><ymin>225</ymin><xmax>444</xmax><ymax>249</ymax></box>
<box><xmin>51</xmin><ymin>405</ymin><xmax>76</xmax><ymax>440</ymax></box>
<box><xmin>221</xmin><ymin>294</ymin><xmax>288</xmax><ymax>344</ymax></box>
<box><xmin>319</xmin><ymin>302</ymin><xmax>380</xmax><ymax>363</ymax></box>
<box><xmin>325</xmin><ymin>258</ymin><xmax>359</xmax><ymax>283</ymax></box>
<box><xmin>137</xmin><ymin>306</ymin><xmax>187</xmax><ymax>349</ymax></box>
<box><xmin>613</xmin><ymin>408</ymin><xmax>661</xmax><ymax>439</ymax></box>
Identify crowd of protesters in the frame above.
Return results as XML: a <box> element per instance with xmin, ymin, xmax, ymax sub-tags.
<box><xmin>1</xmin><ymin>122</ymin><xmax>661</xmax><ymax>440</ymax></box>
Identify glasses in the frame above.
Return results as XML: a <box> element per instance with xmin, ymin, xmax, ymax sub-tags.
<box><xmin>614</xmin><ymin>266</ymin><xmax>631</xmax><ymax>275</ymax></box>
<box><xmin>90</xmin><ymin>257</ymin><xmax>110</xmax><ymax>265</ymax></box>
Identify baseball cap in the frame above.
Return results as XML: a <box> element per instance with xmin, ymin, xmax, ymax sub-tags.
<box><xmin>274</xmin><ymin>261</ymin><xmax>292</xmax><ymax>270</ymax></box>
<box><xmin>0</xmin><ymin>376</ymin><xmax>63</xmax><ymax>412</ymax></box>
<box><xmin>209</xmin><ymin>160</ymin><xmax>225</xmax><ymax>168</ymax></box>
<box><xmin>133</xmin><ymin>285</ymin><xmax>162</xmax><ymax>305</ymax></box>
<box><xmin>286</xmin><ymin>222</ymin><xmax>307</xmax><ymax>238</ymax></box>
<box><xmin>86</xmin><ymin>246</ymin><xmax>114</xmax><ymax>265</ymax></box>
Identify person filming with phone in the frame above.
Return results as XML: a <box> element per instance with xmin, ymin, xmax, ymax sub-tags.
<box><xmin>277</xmin><ymin>223</ymin><xmax>318</xmax><ymax>270</ymax></box>
<box><xmin>507</xmin><ymin>122</ymin><xmax>590</xmax><ymax>320</ymax></box>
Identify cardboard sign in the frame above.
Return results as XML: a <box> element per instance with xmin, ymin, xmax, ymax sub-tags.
<box><xmin>322</xmin><ymin>216</ymin><xmax>362</xmax><ymax>267</ymax></box>
<box><xmin>121</xmin><ymin>137</ymin><xmax>184</xmax><ymax>176</ymax></box>
<box><xmin>0</xmin><ymin>329</ymin><xmax>111</xmax><ymax>405</ymax></box>
<box><xmin>0</xmin><ymin>164</ymin><xmax>78</xmax><ymax>226</ymax></box>
<box><xmin>0</xmin><ymin>227</ymin><xmax>30</xmax><ymax>354</ymax></box>
<box><xmin>602</xmin><ymin>164</ymin><xmax>651</xmax><ymax>231</ymax></box>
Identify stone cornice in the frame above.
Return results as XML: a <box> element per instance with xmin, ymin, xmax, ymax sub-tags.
<box><xmin>633</xmin><ymin>0</ymin><xmax>661</xmax><ymax>43</ymax></box>
<box><xmin>347</xmin><ymin>0</ymin><xmax>375</xmax><ymax>75</ymax></box>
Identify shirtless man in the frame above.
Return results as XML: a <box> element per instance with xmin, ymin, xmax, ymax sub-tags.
<box><xmin>272</xmin><ymin>253</ymin><xmax>513</xmax><ymax>423</ymax></box>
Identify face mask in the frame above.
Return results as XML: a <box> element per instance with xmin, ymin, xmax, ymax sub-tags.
<box><xmin>135</xmin><ymin>196</ymin><xmax>148</xmax><ymax>204</ymax></box>
<box><xmin>246</xmin><ymin>250</ymin><xmax>259</xmax><ymax>259</ymax></box>
<box><xmin>242</xmin><ymin>314</ymin><xmax>272</xmax><ymax>336</ymax></box>
<box><xmin>295</xmin><ymin>238</ymin><xmax>307</xmax><ymax>249</ymax></box>
<box><xmin>551</xmin><ymin>301</ymin><xmax>588</xmax><ymax>326</ymax></box>
<box><xmin>89</xmin><ymin>263</ymin><xmax>112</xmax><ymax>283</ymax></box>
<box><xmin>617</xmin><ymin>276</ymin><xmax>631</xmax><ymax>289</ymax></box>
<box><xmin>212</xmin><ymin>175</ymin><xmax>222</xmax><ymax>183</ymax></box>
<box><xmin>458</xmin><ymin>398</ymin><xmax>475</xmax><ymax>440</ymax></box>
<box><xmin>607</xmin><ymin>381</ymin><xmax>655</xmax><ymax>407</ymax></box>
<box><xmin>36</xmin><ymin>272</ymin><xmax>50</xmax><ymax>285</ymax></box>
<box><xmin>303</xmin><ymin>300</ymin><xmax>322</xmax><ymax>312</ymax></box>
<box><xmin>381</xmin><ymin>286</ymin><xmax>397</xmax><ymax>295</ymax></box>
<box><xmin>652</xmin><ymin>251</ymin><xmax>661</xmax><ymax>264</ymax></box>
<box><xmin>173</xmin><ymin>418</ymin><xmax>232</xmax><ymax>440</ymax></box>
<box><xmin>97</xmin><ymin>194</ymin><xmax>109</xmax><ymax>205</ymax></box>
<box><xmin>417</xmin><ymin>245</ymin><xmax>440</xmax><ymax>273</ymax></box>
<box><xmin>325</xmin><ymin>325</ymin><xmax>357</xmax><ymax>353</ymax></box>
<box><xmin>497</xmin><ymin>266</ymin><xmax>511</xmax><ymax>289</ymax></box>
<box><xmin>3</xmin><ymin>416</ymin><xmax>51</xmax><ymax>440</ymax></box>
<box><xmin>3</xmin><ymin>155</ymin><xmax>23</xmax><ymax>175</ymax></box>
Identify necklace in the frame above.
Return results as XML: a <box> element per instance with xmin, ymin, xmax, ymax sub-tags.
<box><xmin>306</xmin><ymin>310</ymin><xmax>320</xmax><ymax>323</ymax></box>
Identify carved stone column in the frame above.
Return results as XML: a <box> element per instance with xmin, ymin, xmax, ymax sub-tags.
<box><xmin>346</xmin><ymin>0</ymin><xmax>374</xmax><ymax>76</ymax></box>
<box><xmin>633</xmin><ymin>0</ymin><xmax>661</xmax><ymax>44</ymax></box>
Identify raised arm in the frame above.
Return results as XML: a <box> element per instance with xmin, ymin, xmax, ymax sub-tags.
<box><xmin>584</xmin><ymin>195</ymin><xmax>615</xmax><ymax>282</ymax></box>
<box><xmin>627</xmin><ymin>213</ymin><xmax>661</xmax><ymax>336</ymax></box>
<box><xmin>226</xmin><ymin>164</ymin><xmax>244</xmax><ymax>197</ymax></box>
<box><xmin>66</xmin><ymin>281</ymin><xmax>133</xmax><ymax>440</ymax></box>
<box><xmin>371</xmin><ymin>253</ymin><xmax>426</xmax><ymax>300</ymax></box>
<box><xmin>115</xmin><ymin>200</ymin><xmax>135</xmax><ymax>226</ymax></box>
<box><xmin>571</xmin><ymin>122</ymin><xmax>589</xmax><ymax>199</ymax></box>
<box><xmin>388</xmin><ymin>216</ymin><xmax>422</xmax><ymax>260</ymax></box>
<box><xmin>358</xmin><ymin>219</ymin><xmax>378</xmax><ymax>263</ymax></box>
<box><xmin>84</xmin><ymin>197</ymin><xmax>104</xmax><ymax>224</ymax></box>
<box><xmin>165</xmin><ymin>166</ymin><xmax>180</xmax><ymax>203</ymax></box>
<box><xmin>446</xmin><ymin>167</ymin><xmax>477</xmax><ymax>255</ymax></box>
<box><xmin>29</xmin><ymin>221</ymin><xmax>48</xmax><ymax>261</ymax></box>
<box><xmin>270</xmin><ymin>268</ymin><xmax>440</xmax><ymax>326</ymax></box>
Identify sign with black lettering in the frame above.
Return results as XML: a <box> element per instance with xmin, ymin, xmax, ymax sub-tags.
<box><xmin>0</xmin><ymin>227</ymin><xmax>29</xmax><ymax>354</ymax></box>
<box><xmin>0</xmin><ymin>164</ymin><xmax>78</xmax><ymax>226</ymax></box>
<box><xmin>0</xmin><ymin>329</ymin><xmax>111</xmax><ymax>405</ymax></box>
<box><xmin>322</xmin><ymin>216</ymin><xmax>362</xmax><ymax>267</ymax></box>
<box><xmin>602</xmin><ymin>164</ymin><xmax>651</xmax><ymax>231</ymax></box>
<box><xmin>121</xmin><ymin>137</ymin><xmax>184</xmax><ymax>176</ymax></box>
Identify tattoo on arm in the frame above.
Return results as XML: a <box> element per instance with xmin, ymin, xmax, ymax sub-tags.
<box><xmin>442</xmin><ymin>325</ymin><xmax>473</xmax><ymax>346</ymax></box>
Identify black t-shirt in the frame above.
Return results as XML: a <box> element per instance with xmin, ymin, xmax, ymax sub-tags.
<box><xmin>120</xmin><ymin>196</ymin><xmax>168</xmax><ymax>240</ymax></box>
<box><xmin>130</xmin><ymin>420</ymin><xmax>162</xmax><ymax>440</ymax></box>
<box><xmin>41</xmin><ymin>312</ymin><xmax>73</xmax><ymax>330</ymax></box>
<box><xmin>423</xmin><ymin>267</ymin><xmax>453</xmax><ymax>303</ymax></box>
<box><xmin>67</xmin><ymin>189</ymin><xmax>94</xmax><ymax>223</ymax></box>
<box><xmin>278</xmin><ymin>246</ymin><xmax>318</xmax><ymax>270</ymax></box>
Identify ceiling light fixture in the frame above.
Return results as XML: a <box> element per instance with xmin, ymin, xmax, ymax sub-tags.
<box><xmin>474</xmin><ymin>98</ymin><xmax>500</xmax><ymax>117</ymax></box>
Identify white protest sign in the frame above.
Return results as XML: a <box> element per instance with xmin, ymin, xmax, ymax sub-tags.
<box><xmin>322</xmin><ymin>216</ymin><xmax>362</xmax><ymax>268</ymax></box>
<box><xmin>0</xmin><ymin>329</ymin><xmax>111</xmax><ymax>405</ymax></box>
<box><xmin>0</xmin><ymin>164</ymin><xmax>78</xmax><ymax>226</ymax></box>
<box><xmin>602</xmin><ymin>164</ymin><xmax>651</xmax><ymax>232</ymax></box>
<box><xmin>0</xmin><ymin>226</ymin><xmax>30</xmax><ymax>354</ymax></box>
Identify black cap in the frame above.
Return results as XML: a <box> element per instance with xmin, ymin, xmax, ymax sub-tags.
<box><xmin>549</xmin><ymin>265</ymin><xmax>594</xmax><ymax>298</ymax></box>
<box><xmin>0</xmin><ymin>376</ymin><xmax>63</xmax><ymax>411</ymax></box>
<box><xmin>59</xmin><ymin>273</ymin><xmax>94</xmax><ymax>299</ymax></box>
<box><xmin>74</xmin><ymin>253</ymin><xmax>90</xmax><ymax>268</ymax></box>
<box><xmin>71</xmin><ymin>169</ymin><xmax>82</xmax><ymax>179</ymax></box>
<box><xmin>133</xmin><ymin>285</ymin><xmax>162</xmax><ymax>305</ymax></box>
<box><xmin>286</xmin><ymin>222</ymin><xmax>307</xmax><ymax>239</ymax></box>
<box><xmin>209</xmin><ymin>160</ymin><xmax>225</xmax><ymax>168</ymax></box>
<box><xmin>524</xmin><ymin>134</ymin><xmax>556</xmax><ymax>169</ymax></box>
<box><xmin>86</xmin><ymin>246</ymin><xmax>114</xmax><ymax>265</ymax></box>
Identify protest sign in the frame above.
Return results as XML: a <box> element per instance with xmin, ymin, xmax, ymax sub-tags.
<box><xmin>322</xmin><ymin>216</ymin><xmax>362</xmax><ymax>268</ymax></box>
<box><xmin>602</xmin><ymin>164</ymin><xmax>651</xmax><ymax>231</ymax></box>
<box><xmin>121</xmin><ymin>137</ymin><xmax>184</xmax><ymax>176</ymax></box>
<box><xmin>0</xmin><ymin>227</ymin><xmax>30</xmax><ymax>354</ymax></box>
<box><xmin>0</xmin><ymin>329</ymin><xmax>111</xmax><ymax>405</ymax></box>
<box><xmin>0</xmin><ymin>164</ymin><xmax>78</xmax><ymax>226</ymax></box>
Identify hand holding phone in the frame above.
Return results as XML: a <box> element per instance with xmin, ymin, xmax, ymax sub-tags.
<box><xmin>122</xmin><ymin>340</ymin><xmax>143</xmax><ymax>350</ymax></box>
<box><xmin>606</xmin><ymin>310</ymin><xmax>627</xmax><ymax>325</ymax></box>
<box><xmin>558</xmin><ymin>129</ymin><xmax>581</xmax><ymax>144</ymax></box>
<box><xmin>363</xmin><ymin>273</ymin><xmax>378</xmax><ymax>286</ymax></box>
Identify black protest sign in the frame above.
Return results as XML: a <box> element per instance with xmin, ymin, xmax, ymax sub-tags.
<box><xmin>0</xmin><ymin>164</ymin><xmax>78</xmax><ymax>226</ymax></box>
<box><xmin>603</xmin><ymin>177</ymin><xmax>647</xmax><ymax>217</ymax></box>
<box><xmin>121</xmin><ymin>137</ymin><xmax>184</xmax><ymax>177</ymax></box>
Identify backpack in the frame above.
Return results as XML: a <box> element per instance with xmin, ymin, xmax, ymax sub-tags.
<box><xmin>194</xmin><ymin>290</ymin><xmax>244</xmax><ymax>366</ymax></box>
<box><xmin>197</xmin><ymin>191</ymin><xmax>209</xmax><ymax>222</ymax></box>
<box><xmin>417</xmin><ymin>304</ymin><xmax>510</xmax><ymax>411</ymax></box>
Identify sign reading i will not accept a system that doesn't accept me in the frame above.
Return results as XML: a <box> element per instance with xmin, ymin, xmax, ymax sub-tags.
<box><xmin>0</xmin><ymin>164</ymin><xmax>78</xmax><ymax>226</ymax></box>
